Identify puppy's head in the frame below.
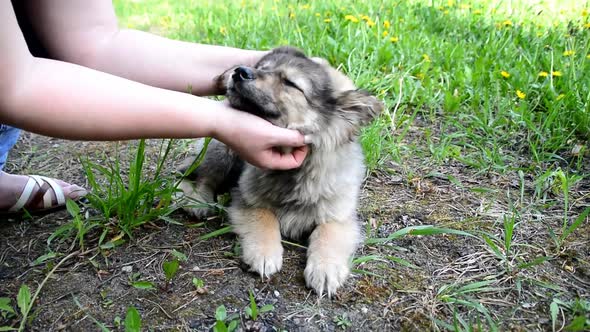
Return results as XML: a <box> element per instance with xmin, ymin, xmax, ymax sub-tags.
<box><xmin>216</xmin><ymin>47</ymin><xmax>383</xmax><ymax>148</ymax></box>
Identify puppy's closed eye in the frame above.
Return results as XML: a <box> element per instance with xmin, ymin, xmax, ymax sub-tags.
<box><xmin>283</xmin><ymin>78</ymin><xmax>302</xmax><ymax>92</ymax></box>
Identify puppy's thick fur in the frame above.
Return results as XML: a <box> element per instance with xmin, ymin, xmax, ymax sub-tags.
<box><xmin>178</xmin><ymin>47</ymin><xmax>383</xmax><ymax>296</ymax></box>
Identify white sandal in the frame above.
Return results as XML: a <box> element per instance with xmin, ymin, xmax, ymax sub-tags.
<box><xmin>4</xmin><ymin>175</ymin><xmax>68</xmax><ymax>215</ymax></box>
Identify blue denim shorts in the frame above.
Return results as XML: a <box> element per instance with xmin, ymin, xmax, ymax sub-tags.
<box><xmin>0</xmin><ymin>124</ymin><xmax>21</xmax><ymax>171</ymax></box>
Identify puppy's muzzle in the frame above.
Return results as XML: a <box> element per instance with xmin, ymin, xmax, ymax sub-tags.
<box><xmin>233</xmin><ymin>66</ymin><xmax>255</xmax><ymax>82</ymax></box>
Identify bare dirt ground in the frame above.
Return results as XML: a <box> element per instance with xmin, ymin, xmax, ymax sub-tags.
<box><xmin>1</xmin><ymin>126</ymin><xmax>588</xmax><ymax>331</ymax></box>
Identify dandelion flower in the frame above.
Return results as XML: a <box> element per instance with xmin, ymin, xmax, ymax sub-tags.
<box><xmin>552</xmin><ymin>71</ymin><xmax>562</xmax><ymax>77</ymax></box>
<box><xmin>502</xmin><ymin>20</ymin><xmax>513</xmax><ymax>27</ymax></box>
<box><xmin>360</xmin><ymin>15</ymin><xmax>370</xmax><ymax>21</ymax></box>
<box><xmin>344</xmin><ymin>15</ymin><xmax>359</xmax><ymax>23</ymax></box>
<box><xmin>516</xmin><ymin>90</ymin><xmax>526</xmax><ymax>99</ymax></box>
<box><xmin>384</xmin><ymin>20</ymin><xmax>391</xmax><ymax>29</ymax></box>
<box><xmin>219</xmin><ymin>26</ymin><xmax>227</xmax><ymax>35</ymax></box>
<box><xmin>473</xmin><ymin>9</ymin><xmax>482</xmax><ymax>15</ymax></box>
<box><xmin>324</xmin><ymin>18</ymin><xmax>332</xmax><ymax>23</ymax></box>
<box><xmin>563</xmin><ymin>50</ymin><xmax>575</xmax><ymax>56</ymax></box>
<box><xmin>538</xmin><ymin>71</ymin><xmax>548</xmax><ymax>77</ymax></box>
<box><xmin>315</xmin><ymin>13</ymin><xmax>321</xmax><ymax>17</ymax></box>
<box><xmin>300</xmin><ymin>4</ymin><xmax>310</xmax><ymax>10</ymax></box>
<box><xmin>390</xmin><ymin>36</ymin><xmax>399</xmax><ymax>43</ymax></box>
<box><xmin>366</xmin><ymin>19</ymin><xmax>376</xmax><ymax>27</ymax></box>
<box><xmin>460</xmin><ymin>4</ymin><xmax>471</xmax><ymax>10</ymax></box>
<box><xmin>500</xmin><ymin>71</ymin><xmax>510</xmax><ymax>78</ymax></box>
<box><xmin>585</xmin><ymin>23</ymin><xmax>590</xmax><ymax>28</ymax></box>
<box><xmin>382</xmin><ymin>31</ymin><xmax>389</xmax><ymax>37</ymax></box>
<box><xmin>423</xmin><ymin>54</ymin><xmax>431</xmax><ymax>62</ymax></box>
<box><xmin>583</xmin><ymin>9</ymin><xmax>589</xmax><ymax>16</ymax></box>
<box><xmin>289</xmin><ymin>12</ymin><xmax>295</xmax><ymax>19</ymax></box>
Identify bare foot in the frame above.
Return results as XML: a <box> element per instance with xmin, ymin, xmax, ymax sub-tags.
<box><xmin>0</xmin><ymin>171</ymin><xmax>87</xmax><ymax>212</ymax></box>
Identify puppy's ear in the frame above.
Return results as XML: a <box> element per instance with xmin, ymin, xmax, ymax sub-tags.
<box><xmin>213</xmin><ymin>65</ymin><xmax>240</xmax><ymax>95</ymax></box>
<box><xmin>335</xmin><ymin>89</ymin><xmax>384</xmax><ymax>127</ymax></box>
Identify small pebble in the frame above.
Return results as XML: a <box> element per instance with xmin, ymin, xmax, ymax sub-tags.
<box><xmin>122</xmin><ymin>265</ymin><xmax>132</xmax><ymax>273</ymax></box>
<box><xmin>274</xmin><ymin>290</ymin><xmax>280</xmax><ymax>297</ymax></box>
<box><xmin>361</xmin><ymin>307</ymin><xmax>368</xmax><ymax>314</ymax></box>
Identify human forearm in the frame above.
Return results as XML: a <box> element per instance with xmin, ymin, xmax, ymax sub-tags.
<box><xmin>82</xmin><ymin>29</ymin><xmax>266</xmax><ymax>96</ymax></box>
<box><xmin>0</xmin><ymin>57</ymin><xmax>221</xmax><ymax>140</ymax></box>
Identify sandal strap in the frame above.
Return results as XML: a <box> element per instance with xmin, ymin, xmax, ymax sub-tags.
<box><xmin>8</xmin><ymin>177</ymin><xmax>38</xmax><ymax>212</ymax></box>
<box><xmin>27</xmin><ymin>183</ymin><xmax>51</xmax><ymax>210</ymax></box>
<box><xmin>7</xmin><ymin>175</ymin><xmax>67</xmax><ymax>212</ymax></box>
<box><xmin>31</xmin><ymin>175</ymin><xmax>66</xmax><ymax>208</ymax></box>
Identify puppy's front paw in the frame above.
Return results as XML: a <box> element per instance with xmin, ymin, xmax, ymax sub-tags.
<box><xmin>304</xmin><ymin>252</ymin><xmax>350</xmax><ymax>297</ymax></box>
<box><xmin>241</xmin><ymin>240</ymin><xmax>284</xmax><ymax>278</ymax></box>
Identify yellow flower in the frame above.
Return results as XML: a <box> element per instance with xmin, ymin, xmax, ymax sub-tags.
<box><xmin>516</xmin><ymin>90</ymin><xmax>526</xmax><ymax>99</ymax></box>
<box><xmin>443</xmin><ymin>10</ymin><xmax>449</xmax><ymax>15</ymax></box>
<box><xmin>587</xmin><ymin>54</ymin><xmax>590</xmax><ymax>59</ymax></box>
<box><xmin>344</xmin><ymin>15</ymin><xmax>359</xmax><ymax>23</ymax></box>
<box><xmin>366</xmin><ymin>19</ymin><xmax>376</xmax><ymax>27</ymax></box>
<box><xmin>556</xmin><ymin>94</ymin><xmax>565</xmax><ymax>100</ymax></box>
<box><xmin>416</xmin><ymin>73</ymin><xmax>425</xmax><ymax>80</ymax></box>
<box><xmin>552</xmin><ymin>71</ymin><xmax>562</xmax><ymax>77</ymax></box>
<box><xmin>537</xmin><ymin>32</ymin><xmax>544</xmax><ymax>37</ymax></box>
<box><xmin>502</xmin><ymin>20</ymin><xmax>513</xmax><ymax>27</ymax></box>
<box><xmin>585</xmin><ymin>23</ymin><xmax>590</xmax><ymax>28</ymax></box>
<box><xmin>583</xmin><ymin>9</ymin><xmax>589</xmax><ymax>16</ymax></box>
<box><xmin>423</xmin><ymin>54</ymin><xmax>431</xmax><ymax>62</ymax></box>
<box><xmin>384</xmin><ymin>20</ymin><xmax>391</xmax><ymax>29</ymax></box>
<box><xmin>473</xmin><ymin>9</ymin><xmax>482</xmax><ymax>15</ymax></box>
<box><xmin>324</xmin><ymin>18</ymin><xmax>332</xmax><ymax>23</ymax></box>
<box><xmin>563</xmin><ymin>50</ymin><xmax>575</xmax><ymax>56</ymax></box>
<box><xmin>315</xmin><ymin>13</ymin><xmax>321</xmax><ymax>17</ymax></box>
<box><xmin>447</xmin><ymin>0</ymin><xmax>455</xmax><ymax>7</ymax></box>
<box><xmin>219</xmin><ymin>26</ymin><xmax>227</xmax><ymax>35</ymax></box>
<box><xmin>538</xmin><ymin>71</ymin><xmax>548</xmax><ymax>77</ymax></box>
<box><xmin>289</xmin><ymin>12</ymin><xmax>295</xmax><ymax>19</ymax></box>
<box><xmin>460</xmin><ymin>4</ymin><xmax>471</xmax><ymax>10</ymax></box>
<box><xmin>500</xmin><ymin>71</ymin><xmax>510</xmax><ymax>78</ymax></box>
<box><xmin>390</xmin><ymin>36</ymin><xmax>399</xmax><ymax>43</ymax></box>
<box><xmin>300</xmin><ymin>4</ymin><xmax>310</xmax><ymax>10</ymax></box>
<box><xmin>382</xmin><ymin>31</ymin><xmax>389</xmax><ymax>37</ymax></box>
<box><xmin>360</xmin><ymin>15</ymin><xmax>370</xmax><ymax>21</ymax></box>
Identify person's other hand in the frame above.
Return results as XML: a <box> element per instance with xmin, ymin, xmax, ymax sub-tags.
<box><xmin>213</xmin><ymin>104</ymin><xmax>308</xmax><ymax>170</ymax></box>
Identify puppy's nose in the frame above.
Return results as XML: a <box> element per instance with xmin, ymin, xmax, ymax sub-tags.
<box><xmin>233</xmin><ymin>66</ymin><xmax>255</xmax><ymax>81</ymax></box>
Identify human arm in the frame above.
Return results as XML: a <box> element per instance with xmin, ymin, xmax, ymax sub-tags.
<box><xmin>0</xmin><ymin>3</ymin><xmax>306</xmax><ymax>169</ymax></box>
<box><xmin>24</xmin><ymin>0</ymin><xmax>266</xmax><ymax>96</ymax></box>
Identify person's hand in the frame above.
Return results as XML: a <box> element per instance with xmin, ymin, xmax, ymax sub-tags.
<box><xmin>212</xmin><ymin>104</ymin><xmax>308</xmax><ymax>170</ymax></box>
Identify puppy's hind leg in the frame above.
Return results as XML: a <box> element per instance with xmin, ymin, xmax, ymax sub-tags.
<box><xmin>177</xmin><ymin>139</ymin><xmax>242</xmax><ymax>218</ymax></box>
<box><xmin>304</xmin><ymin>220</ymin><xmax>361</xmax><ymax>297</ymax></box>
<box><xmin>229</xmin><ymin>204</ymin><xmax>283</xmax><ymax>278</ymax></box>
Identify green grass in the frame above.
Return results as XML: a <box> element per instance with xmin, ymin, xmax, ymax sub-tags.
<box><xmin>115</xmin><ymin>0</ymin><xmax>589</xmax><ymax>174</ymax></box>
